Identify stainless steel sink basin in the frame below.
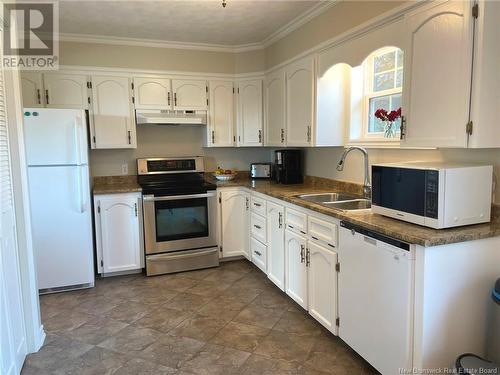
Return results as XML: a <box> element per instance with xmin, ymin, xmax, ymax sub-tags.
<box><xmin>323</xmin><ymin>199</ymin><xmax>372</xmax><ymax>211</ymax></box>
<box><xmin>296</xmin><ymin>192</ymin><xmax>360</xmax><ymax>204</ymax></box>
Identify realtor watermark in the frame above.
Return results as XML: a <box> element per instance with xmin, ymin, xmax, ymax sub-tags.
<box><xmin>399</xmin><ymin>367</ymin><xmax>498</xmax><ymax>374</ymax></box>
<box><xmin>2</xmin><ymin>1</ymin><xmax>59</xmax><ymax>69</ymax></box>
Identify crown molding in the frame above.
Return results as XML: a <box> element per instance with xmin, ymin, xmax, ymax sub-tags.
<box><xmin>261</xmin><ymin>1</ymin><xmax>339</xmax><ymax>48</ymax></box>
<box><xmin>59</xmin><ymin>1</ymin><xmax>337</xmax><ymax>54</ymax></box>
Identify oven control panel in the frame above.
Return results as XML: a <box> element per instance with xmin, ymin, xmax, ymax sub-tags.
<box><xmin>138</xmin><ymin>157</ymin><xmax>205</xmax><ymax>175</ymax></box>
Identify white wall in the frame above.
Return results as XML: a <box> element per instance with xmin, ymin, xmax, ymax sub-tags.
<box><xmin>305</xmin><ymin>147</ymin><xmax>500</xmax><ymax>203</ymax></box>
<box><xmin>89</xmin><ymin>124</ymin><xmax>275</xmax><ymax>176</ymax></box>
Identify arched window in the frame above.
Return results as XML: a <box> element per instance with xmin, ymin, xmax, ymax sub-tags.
<box><xmin>363</xmin><ymin>46</ymin><xmax>404</xmax><ymax>137</ymax></box>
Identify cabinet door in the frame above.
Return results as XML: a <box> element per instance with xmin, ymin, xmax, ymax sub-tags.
<box><xmin>91</xmin><ymin>75</ymin><xmax>136</xmax><ymax>149</ymax></box>
<box><xmin>403</xmin><ymin>0</ymin><xmax>473</xmax><ymax>148</ymax></box>
<box><xmin>43</xmin><ymin>73</ymin><xmax>88</xmax><ymax>109</ymax></box>
<box><xmin>267</xmin><ymin>201</ymin><xmax>285</xmax><ymax>291</ymax></box>
<box><xmin>20</xmin><ymin>72</ymin><xmax>44</xmax><ymax>107</ymax></box>
<box><xmin>265</xmin><ymin>70</ymin><xmax>286</xmax><ymax>146</ymax></box>
<box><xmin>134</xmin><ymin>77</ymin><xmax>171</xmax><ymax>109</ymax></box>
<box><xmin>237</xmin><ymin>79</ymin><xmax>263</xmax><ymax>146</ymax></box>
<box><xmin>308</xmin><ymin>241</ymin><xmax>338</xmax><ymax>334</ymax></box>
<box><xmin>286</xmin><ymin>56</ymin><xmax>314</xmax><ymax>146</ymax></box>
<box><xmin>285</xmin><ymin>229</ymin><xmax>308</xmax><ymax>309</ymax></box>
<box><xmin>98</xmin><ymin>195</ymin><xmax>141</xmax><ymax>273</ymax></box>
<box><xmin>220</xmin><ymin>190</ymin><xmax>249</xmax><ymax>259</ymax></box>
<box><xmin>208</xmin><ymin>80</ymin><xmax>234</xmax><ymax>147</ymax></box>
<box><xmin>171</xmin><ymin>79</ymin><xmax>207</xmax><ymax>110</ymax></box>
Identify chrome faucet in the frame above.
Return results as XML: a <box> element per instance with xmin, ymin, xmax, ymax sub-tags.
<box><xmin>336</xmin><ymin>146</ymin><xmax>371</xmax><ymax>198</ymax></box>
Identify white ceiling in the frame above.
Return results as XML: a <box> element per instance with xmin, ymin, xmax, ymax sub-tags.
<box><xmin>59</xmin><ymin>1</ymin><xmax>327</xmax><ymax>48</ymax></box>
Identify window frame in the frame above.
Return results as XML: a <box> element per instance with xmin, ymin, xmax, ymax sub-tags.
<box><xmin>362</xmin><ymin>46</ymin><xmax>403</xmax><ymax>140</ymax></box>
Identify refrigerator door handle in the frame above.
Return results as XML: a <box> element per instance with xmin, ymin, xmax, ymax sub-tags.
<box><xmin>74</xmin><ymin>114</ymin><xmax>87</xmax><ymax>165</ymax></box>
<box><xmin>76</xmin><ymin>166</ymin><xmax>86</xmax><ymax>213</ymax></box>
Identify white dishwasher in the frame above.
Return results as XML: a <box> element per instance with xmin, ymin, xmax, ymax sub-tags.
<box><xmin>338</xmin><ymin>221</ymin><xmax>415</xmax><ymax>374</ymax></box>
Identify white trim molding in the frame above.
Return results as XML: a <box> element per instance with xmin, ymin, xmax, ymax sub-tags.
<box><xmin>59</xmin><ymin>1</ymin><xmax>338</xmax><ymax>53</ymax></box>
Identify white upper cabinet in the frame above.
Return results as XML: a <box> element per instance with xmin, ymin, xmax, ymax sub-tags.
<box><xmin>171</xmin><ymin>79</ymin><xmax>208</xmax><ymax>110</ymax></box>
<box><xmin>20</xmin><ymin>72</ymin><xmax>44</xmax><ymax>107</ymax></box>
<box><xmin>220</xmin><ymin>189</ymin><xmax>250</xmax><ymax>259</ymax></box>
<box><xmin>43</xmin><ymin>73</ymin><xmax>89</xmax><ymax>109</ymax></box>
<box><xmin>90</xmin><ymin>75</ymin><xmax>136</xmax><ymax>149</ymax></box>
<box><xmin>133</xmin><ymin>77</ymin><xmax>171</xmax><ymax>109</ymax></box>
<box><xmin>265</xmin><ymin>69</ymin><xmax>286</xmax><ymax>146</ymax></box>
<box><xmin>286</xmin><ymin>56</ymin><xmax>314</xmax><ymax>146</ymax></box>
<box><xmin>208</xmin><ymin>80</ymin><xmax>235</xmax><ymax>147</ymax></box>
<box><xmin>402</xmin><ymin>0</ymin><xmax>474</xmax><ymax>148</ymax></box>
<box><xmin>237</xmin><ymin>79</ymin><xmax>263</xmax><ymax>147</ymax></box>
<box><xmin>468</xmin><ymin>1</ymin><xmax>500</xmax><ymax>148</ymax></box>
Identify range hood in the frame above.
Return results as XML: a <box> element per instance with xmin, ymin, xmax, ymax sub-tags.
<box><xmin>136</xmin><ymin>109</ymin><xmax>207</xmax><ymax>125</ymax></box>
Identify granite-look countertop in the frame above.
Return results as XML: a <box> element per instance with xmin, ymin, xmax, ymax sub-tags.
<box><xmin>209</xmin><ymin>175</ymin><xmax>500</xmax><ymax>248</ymax></box>
<box><xmin>93</xmin><ymin>176</ymin><xmax>142</xmax><ymax>194</ymax></box>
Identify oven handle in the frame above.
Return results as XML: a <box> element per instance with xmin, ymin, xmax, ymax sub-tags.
<box><xmin>148</xmin><ymin>248</ymin><xmax>217</xmax><ymax>261</ymax></box>
<box><xmin>143</xmin><ymin>191</ymin><xmax>216</xmax><ymax>201</ymax></box>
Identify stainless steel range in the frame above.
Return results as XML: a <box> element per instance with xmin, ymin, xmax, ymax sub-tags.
<box><xmin>138</xmin><ymin>157</ymin><xmax>219</xmax><ymax>276</ymax></box>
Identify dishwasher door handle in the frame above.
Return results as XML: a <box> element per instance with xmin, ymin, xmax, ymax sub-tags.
<box><xmin>364</xmin><ymin>236</ymin><xmax>377</xmax><ymax>246</ymax></box>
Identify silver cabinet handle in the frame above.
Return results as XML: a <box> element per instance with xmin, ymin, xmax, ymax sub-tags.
<box><xmin>253</xmin><ymin>224</ymin><xmax>261</xmax><ymax>230</ymax></box>
<box><xmin>300</xmin><ymin>244</ymin><xmax>305</xmax><ymax>263</ymax></box>
<box><xmin>306</xmin><ymin>125</ymin><xmax>311</xmax><ymax>142</ymax></box>
<box><xmin>45</xmin><ymin>89</ymin><xmax>50</xmax><ymax>104</ymax></box>
<box><xmin>134</xmin><ymin>203</ymin><xmax>138</xmax><ymax>217</ymax></box>
<box><xmin>278</xmin><ymin>212</ymin><xmax>283</xmax><ymax>228</ymax></box>
<box><xmin>211</xmin><ymin>130</ymin><xmax>215</xmax><ymax>144</ymax></box>
<box><xmin>258</xmin><ymin>129</ymin><xmax>262</xmax><ymax>143</ymax></box>
<box><xmin>174</xmin><ymin>92</ymin><xmax>177</xmax><ymax>106</ymax></box>
<box><xmin>280</xmin><ymin>129</ymin><xmax>285</xmax><ymax>143</ymax></box>
<box><xmin>253</xmin><ymin>202</ymin><xmax>261</xmax><ymax>207</ymax></box>
<box><xmin>400</xmin><ymin>116</ymin><xmax>406</xmax><ymax>140</ymax></box>
<box><xmin>167</xmin><ymin>91</ymin><xmax>171</xmax><ymax>106</ymax></box>
<box><xmin>305</xmin><ymin>248</ymin><xmax>310</xmax><ymax>267</ymax></box>
<box><xmin>128</xmin><ymin>130</ymin><xmax>132</xmax><ymax>144</ymax></box>
<box><xmin>36</xmin><ymin>89</ymin><xmax>41</xmax><ymax>104</ymax></box>
<box><xmin>246</xmin><ymin>197</ymin><xmax>249</xmax><ymax>210</ymax></box>
<box><xmin>254</xmin><ymin>250</ymin><xmax>262</xmax><ymax>256</ymax></box>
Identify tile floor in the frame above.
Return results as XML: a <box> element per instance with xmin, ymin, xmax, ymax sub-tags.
<box><xmin>23</xmin><ymin>260</ymin><xmax>378</xmax><ymax>374</ymax></box>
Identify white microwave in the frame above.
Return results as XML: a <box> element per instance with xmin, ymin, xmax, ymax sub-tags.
<box><xmin>371</xmin><ymin>162</ymin><xmax>493</xmax><ymax>229</ymax></box>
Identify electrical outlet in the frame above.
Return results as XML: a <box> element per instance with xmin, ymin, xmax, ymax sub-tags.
<box><xmin>121</xmin><ymin>164</ymin><xmax>128</xmax><ymax>175</ymax></box>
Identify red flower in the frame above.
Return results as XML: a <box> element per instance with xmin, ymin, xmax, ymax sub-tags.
<box><xmin>374</xmin><ymin>107</ymin><xmax>401</xmax><ymax>122</ymax></box>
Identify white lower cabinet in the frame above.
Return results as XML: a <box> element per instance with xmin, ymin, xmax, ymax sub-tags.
<box><xmin>94</xmin><ymin>192</ymin><xmax>143</xmax><ymax>274</ymax></box>
<box><xmin>219</xmin><ymin>189</ymin><xmax>250</xmax><ymax>259</ymax></box>
<box><xmin>308</xmin><ymin>240</ymin><xmax>338</xmax><ymax>334</ymax></box>
<box><xmin>285</xmin><ymin>229</ymin><xmax>308</xmax><ymax>309</ymax></box>
<box><xmin>266</xmin><ymin>201</ymin><xmax>285</xmax><ymax>290</ymax></box>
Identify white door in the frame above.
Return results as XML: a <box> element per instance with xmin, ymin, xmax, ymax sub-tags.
<box><xmin>220</xmin><ymin>190</ymin><xmax>249</xmax><ymax>259</ymax></box>
<box><xmin>28</xmin><ymin>166</ymin><xmax>94</xmax><ymax>289</ymax></box>
<box><xmin>265</xmin><ymin>70</ymin><xmax>286</xmax><ymax>146</ymax></box>
<box><xmin>133</xmin><ymin>77</ymin><xmax>172</xmax><ymax>109</ymax></box>
<box><xmin>98</xmin><ymin>195</ymin><xmax>141</xmax><ymax>273</ymax></box>
<box><xmin>266</xmin><ymin>201</ymin><xmax>285</xmax><ymax>291</ymax></box>
<box><xmin>237</xmin><ymin>80</ymin><xmax>263</xmax><ymax>146</ymax></box>
<box><xmin>285</xmin><ymin>229</ymin><xmax>308</xmax><ymax>309</ymax></box>
<box><xmin>91</xmin><ymin>75</ymin><xmax>136</xmax><ymax>149</ymax></box>
<box><xmin>0</xmin><ymin>61</ymin><xmax>27</xmax><ymax>374</ymax></box>
<box><xmin>171</xmin><ymin>79</ymin><xmax>207</xmax><ymax>110</ymax></box>
<box><xmin>23</xmin><ymin>108</ymin><xmax>87</xmax><ymax>166</ymax></box>
<box><xmin>286</xmin><ymin>56</ymin><xmax>314</xmax><ymax>146</ymax></box>
<box><xmin>403</xmin><ymin>0</ymin><xmax>473</xmax><ymax>148</ymax></box>
<box><xmin>308</xmin><ymin>241</ymin><xmax>338</xmax><ymax>334</ymax></box>
<box><xmin>43</xmin><ymin>73</ymin><xmax>88</xmax><ymax>109</ymax></box>
<box><xmin>338</xmin><ymin>227</ymin><xmax>414</xmax><ymax>374</ymax></box>
<box><xmin>208</xmin><ymin>80</ymin><xmax>234</xmax><ymax>147</ymax></box>
<box><xmin>20</xmin><ymin>72</ymin><xmax>44</xmax><ymax>107</ymax></box>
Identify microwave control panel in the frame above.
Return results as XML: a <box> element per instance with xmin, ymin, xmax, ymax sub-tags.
<box><xmin>424</xmin><ymin>171</ymin><xmax>439</xmax><ymax>219</ymax></box>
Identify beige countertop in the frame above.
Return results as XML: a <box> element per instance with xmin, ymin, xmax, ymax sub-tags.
<box><xmin>93</xmin><ymin>174</ymin><xmax>500</xmax><ymax>247</ymax></box>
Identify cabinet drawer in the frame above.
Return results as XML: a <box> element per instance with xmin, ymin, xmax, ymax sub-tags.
<box><xmin>251</xmin><ymin>237</ymin><xmax>267</xmax><ymax>272</ymax></box>
<box><xmin>285</xmin><ymin>207</ymin><xmax>307</xmax><ymax>235</ymax></box>
<box><xmin>308</xmin><ymin>216</ymin><xmax>337</xmax><ymax>248</ymax></box>
<box><xmin>251</xmin><ymin>212</ymin><xmax>267</xmax><ymax>244</ymax></box>
<box><xmin>251</xmin><ymin>195</ymin><xmax>267</xmax><ymax>216</ymax></box>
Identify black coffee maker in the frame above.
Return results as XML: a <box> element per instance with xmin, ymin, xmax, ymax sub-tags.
<box><xmin>274</xmin><ymin>150</ymin><xmax>303</xmax><ymax>184</ymax></box>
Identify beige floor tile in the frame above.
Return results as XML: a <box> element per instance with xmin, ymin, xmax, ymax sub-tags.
<box><xmin>179</xmin><ymin>343</ymin><xmax>251</xmax><ymax>375</ymax></box>
<box><xmin>97</xmin><ymin>325</ymin><xmax>162</xmax><ymax>355</ymax></box>
<box><xmin>254</xmin><ymin>330</ymin><xmax>315</xmax><ymax>362</ymax></box>
<box><xmin>167</xmin><ymin>292</ymin><xmax>212</xmax><ymax>312</ymax></box>
<box><xmin>196</xmin><ymin>297</ymin><xmax>247</xmax><ymax>322</ymax></box>
<box><xmin>43</xmin><ymin>309</ymin><xmax>96</xmax><ymax>334</ymax></box>
<box><xmin>273</xmin><ymin>310</ymin><xmax>323</xmax><ymax>336</ymax></box>
<box><xmin>53</xmin><ymin>346</ymin><xmax>127</xmax><ymax>375</ymax></box>
<box><xmin>65</xmin><ymin>316</ymin><xmax>129</xmax><ymax>345</ymax></box>
<box><xmin>134</xmin><ymin>306</ymin><xmax>194</xmax><ymax>333</ymax></box>
<box><xmin>239</xmin><ymin>354</ymin><xmax>329</xmax><ymax>375</ymax></box>
<box><xmin>211</xmin><ymin>321</ymin><xmax>269</xmax><ymax>353</ymax></box>
<box><xmin>169</xmin><ymin>314</ymin><xmax>228</xmax><ymax>341</ymax></box>
<box><xmin>186</xmin><ymin>280</ymin><xmax>231</xmax><ymax>298</ymax></box>
<box><xmin>104</xmin><ymin>301</ymin><xmax>157</xmax><ymax>324</ymax></box>
<box><xmin>233</xmin><ymin>304</ymin><xmax>285</xmax><ymax>329</ymax></box>
<box><xmin>117</xmin><ymin>357</ymin><xmax>177</xmax><ymax>374</ymax></box>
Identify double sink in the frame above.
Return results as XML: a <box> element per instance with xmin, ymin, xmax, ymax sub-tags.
<box><xmin>295</xmin><ymin>192</ymin><xmax>371</xmax><ymax>211</ymax></box>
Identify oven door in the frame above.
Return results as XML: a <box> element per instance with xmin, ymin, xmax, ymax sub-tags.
<box><xmin>143</xmin><ymin>191</ymin><xmax>217</xmax><ymax>255</ymax></box>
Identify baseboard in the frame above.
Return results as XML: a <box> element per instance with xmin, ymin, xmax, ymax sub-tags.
<box><xmin>34</xmin><ymin>324</ymin><xmax>46</xmax><ymax>352</ymax></box>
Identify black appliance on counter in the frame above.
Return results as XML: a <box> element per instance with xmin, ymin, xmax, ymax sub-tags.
<box><xmin>274</xmin><ymin>149</ymin><xmax>303</xmax><ymax>184</ymax></box>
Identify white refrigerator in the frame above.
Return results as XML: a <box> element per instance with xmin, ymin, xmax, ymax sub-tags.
<box><xmin>24</xmin><ymin>108</ymin><xmax>94</xmax><ymax>293</ymax></box>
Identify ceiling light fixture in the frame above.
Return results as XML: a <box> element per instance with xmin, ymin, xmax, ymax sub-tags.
<box><xmin>222</xmin><ymin>0</ymin><xmax>227</xmax><ymax>8</ymax></box>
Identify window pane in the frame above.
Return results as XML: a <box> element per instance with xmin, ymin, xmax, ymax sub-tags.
<box><xmin>396</xmin><ymin>49</ymin><xmax>404</xmax><ymax>68</ymax></box>
<box><xmin>396</xmin><ymin>69</ymin><xmax>403</xmax><ymax>88</ymax></box>
<box><xmin>374</xmin><ymin>51</ymin><xmax>395</xmax><ymax>73</ymax></box>
<box><xmin>368</xmin><ymin>93</ymin><xmax>402</xmax><ymax>134</ymax></box>
<box><xmin>374</xmin><ymin>72</ymin><xmax>395</xmax><ymax>92</ymax></box>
